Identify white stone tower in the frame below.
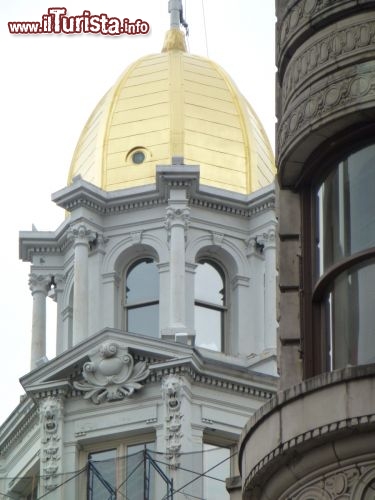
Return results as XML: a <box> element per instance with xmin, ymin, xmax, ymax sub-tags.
<box><xmin>1</xmin><ymin>4</ymin><xmax>277</xmax><ymax>499</ymax></box>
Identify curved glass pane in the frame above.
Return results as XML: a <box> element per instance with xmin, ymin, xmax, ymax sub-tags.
<box><xmin>195</xmin><ymin>262</ymin><xmax>224</xmax><ymax>305</ymax></box>
<box><xmin>126</xmin><ymin>259</ymin><xmax>159</xmax><ymax>304</ymax></box>
<box><xmin>317</xmin><ymin>144</ymin><xmax>375</xmax><ymax>274</ymax></box>
<box><xmin>324</xmin><ymin>259</ymin><xmax>375</xmax><ymax>369</ymax></box>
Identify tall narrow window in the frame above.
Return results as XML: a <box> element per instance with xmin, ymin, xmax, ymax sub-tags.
<box><xmin>195</xmin><ymin>261</ymin><xmax>226</xmax><ymax>351</ymax></box>
<box><xmin>312</xmin><ymin>143</ymin><xmax>375</xmax><ymax>372</ymax></box>
<box><xmin>124</xmin><ymin>259</ymin><xmax>159</xmax><ymax>338</ymax></box>
<box><xmin>203</xmin><ymin>444</ymin><xmax>231</xmax><ymax>500</ymax></box>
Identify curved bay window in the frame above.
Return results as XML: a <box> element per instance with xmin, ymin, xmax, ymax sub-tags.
<box><xmin>195</xmin><ymin>260</ymin><xmax>226</xmax><ymax>351</ymax></box>
<box><xmin>312</xmin><ymin>143</ymin><xmax>375</xmax><ymax>372</ymax></box>
<box><xmin>124</xmin><ymin>258</ymin><xmax>159</xmax><ymax>338</ymax></box>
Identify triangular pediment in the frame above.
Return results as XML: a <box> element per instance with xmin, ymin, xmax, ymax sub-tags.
<box><xmin>20</xmin><ymin>328</ymin><xmax>277</xmax><ymax>403</ymax></box>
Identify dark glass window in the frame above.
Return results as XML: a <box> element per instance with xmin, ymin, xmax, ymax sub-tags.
<box><xmin>312</xmin><ymin>143</ymin><xmax>375</xmax><ymax>372</ymax></box>
<box><xmin>195</xmin><ymin>261</ymin><xmax>225</xmax><ymax>351</ymax></box>
<box><xmin>317</xmin><ymin>144</ymin><xmax>375</xmax><ymax>274</ymax></box>
<box><xmin>323</xmin><ymin>259</ymin><xmax>375</xmax><ymax>370</ymax></box>
<box><xmin>125</xmin><ymin>259</ymin><xmax>159</xmax><ymax>338</ymax></box>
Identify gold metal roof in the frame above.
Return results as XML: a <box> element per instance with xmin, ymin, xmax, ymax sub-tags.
<box><xmin>68</xmin><ymin>29</ymin><xmax>275</xmax><ymax>194</ymax></box>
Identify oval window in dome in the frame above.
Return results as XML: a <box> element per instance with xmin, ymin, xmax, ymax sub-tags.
<box><xmin>132</xmin><ymin>151</ymin><xmax>145</xmax><ymax>164</ymax></box>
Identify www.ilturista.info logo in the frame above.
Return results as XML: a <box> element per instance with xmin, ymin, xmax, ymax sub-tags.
<box><xmin>8</xmin><ymin>8</ymin><xmax>150</xmax><ymax>36</ymax></box>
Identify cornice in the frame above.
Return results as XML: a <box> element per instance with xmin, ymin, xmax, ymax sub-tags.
<box><xmin>51</xmin><ymin>170</ymin><xmax>275</xmax><ymax>219</ymax></box>
<box><xmin>148</xmin><ymin>357</ymin><xmax>275</xmax><ymax>401</ymax></box>
<box><xmin>0</xmin><ymin>397</ymin><xmax>38</xmax><ymax>457</ymax></box>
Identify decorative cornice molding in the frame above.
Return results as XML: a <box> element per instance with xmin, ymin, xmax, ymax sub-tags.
<box><xmin>148</xmin><ymin>359</ymin><xmax>275</xmax><ymax>401</ymax></box>
<box><xmin>52</xmin><ymin>174</ymin><xmax>275</xmax><ymax>218</ymax></box>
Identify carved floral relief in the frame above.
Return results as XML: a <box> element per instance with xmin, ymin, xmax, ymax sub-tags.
<box><xmin>73</xmin><ymin>342</ymin><xmax>149</xmax><ymax>404</ymax></box>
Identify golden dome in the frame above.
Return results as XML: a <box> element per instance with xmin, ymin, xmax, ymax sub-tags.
<box><xmin>68</xmin><ymin>29</ymin><xmax>275</xmax><ymax>194</ymax></box>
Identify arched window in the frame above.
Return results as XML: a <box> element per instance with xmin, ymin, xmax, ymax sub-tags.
<box><xmin>194</xmin><ymin>260</ymin><xmax>226</xmax><ymax>351</ymax></box>
<box><xmin>124</xmin><ymin>258</ymin><xmax>159</xmax><ymax>338</ymax></box>
<box><xmin>311</xmin><ymin>142</ymin><xmax>375</xmax><ymax>371</ymax></box>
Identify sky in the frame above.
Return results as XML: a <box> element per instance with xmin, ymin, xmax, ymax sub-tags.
<box><xmin>0</xmin><ymin>1</ymin><xmax>276</xmax><ymax>425</ymax></box>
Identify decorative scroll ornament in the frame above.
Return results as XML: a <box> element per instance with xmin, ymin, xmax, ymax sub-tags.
<box><xmin>162</xmin><ymin>375</ymin><xmax>183</xmax><ymax>469</ymax></box>
<box><xmin>73</xmin><ymin>342</ymin><xmax>149</xmax><ymax>404</ymax></box>
<box><xmin>39</xmin><ymin>398</ymin><xmax>64</xmax><ymax>492</ymax></box>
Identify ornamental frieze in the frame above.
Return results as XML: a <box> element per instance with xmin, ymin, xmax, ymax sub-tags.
<box><xmin>277</xmin><ymin>63</ymin><xmax>375</xmax><ymax>157</ymax></box>
<box><xmin>277</xmin><ymin>0</ymin><xmax>359</xmax><ymax>62</ymax></box>
<box><xmin>282</xmin><ymin>18</ymin><xmax>375</xmax><ymax>111</ymax></box>
<box><xmin>73</xmin><ymin>342</ymin><xmax>149</xmax><ymax>404</ymax></box>
<box><xmin>285</xmin><ymin>462</ymin><xmax>375</xmax><ymax>499</ymax></box>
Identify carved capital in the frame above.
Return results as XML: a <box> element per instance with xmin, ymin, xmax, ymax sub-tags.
<box><xmin>29</xmin><ymin>274</ymin><xmax>51</xmax><ymax>295</ymax></box>
<box><xmin>67</xmin><ymin>223</ymin><xmax>96</xmax><ymax>247</ymax></box>
<box><xmin>73</xmin><ymin>342</ymin><xmax>149</xmax><ymax>404</ymax></box>
<box><xmin>165</xmin><ymin>206</ymin><xmax>190</xmax><ymax>230</ymax></box>
<box><xmin>262</xmin><ymin>229</ymin><xmax>277</xmax><ymax>249</ymax></box>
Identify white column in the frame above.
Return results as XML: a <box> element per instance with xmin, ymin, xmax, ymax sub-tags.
<box><xmin>263</xmin><ymin>228</ymin><xmax>277</xmax><ymax>350</ymax></box>
<box><xmin>69</xmin><ymin>224</ymin><xmax>94</xmax><ymax>345</ymax></box>
<box><xmin>29</xmin><ymin>274</ymin><xmax>50</xmax><ymax>369</ymax></box>
<box><xmin>165</xmin><ymin>202</ymin><xmax>190</xmax><ymax>335</ymax></box>
<box><xmin>52</xmin><ymin>275</ymin><xmax>65</xmax><ymax>356</ymax></box>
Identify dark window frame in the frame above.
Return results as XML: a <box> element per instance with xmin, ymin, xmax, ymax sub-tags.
<box><xmin>123</xmin><ymin>257</ymin><xmax>159</xmax><ymax>337</ymax></box>
<box><xmin>194</xmin><ymin>259</ymin><xmax>228</xmax><ymax>352</ymax></box>
<box><xmin>301</xmin><ymin>127</ymin><xmax>375</xmax><ymax>377</ymax></box>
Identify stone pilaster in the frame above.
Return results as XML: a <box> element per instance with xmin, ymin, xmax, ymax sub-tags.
<box><xmin>164</xmin><ymin>202</ymin><xmax>191</xmax><ymax>338</ymax></box>
<box><xmin>68</xmin><ymin>224</ymin><xmax>95</xmax><ymax>345</ymax></box>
